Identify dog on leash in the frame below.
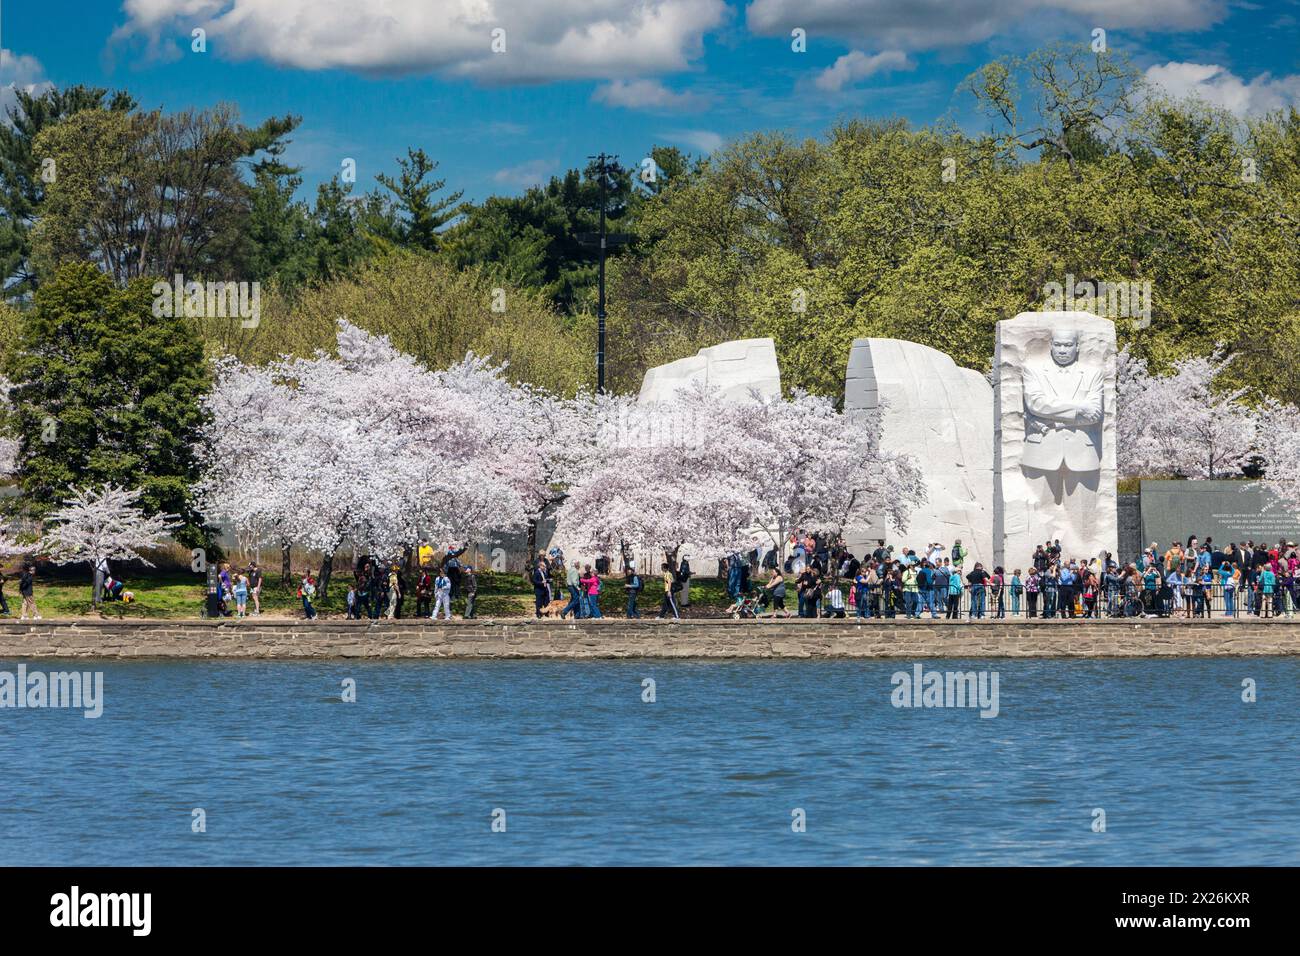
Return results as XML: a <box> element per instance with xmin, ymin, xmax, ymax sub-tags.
<box><xmin>539</xmin><ymin>599</ymin><xmax>569</xmax><ymax>618</ymax></box>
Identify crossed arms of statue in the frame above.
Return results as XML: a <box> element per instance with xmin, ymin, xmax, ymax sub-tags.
<box><xmin>1023</xmin><ymin>366</ymin><xmax>1104</xmax><ymax>428</ymax></box>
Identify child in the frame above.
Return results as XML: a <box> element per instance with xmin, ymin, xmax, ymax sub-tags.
<box><xmin>346</xmin><ymin>584</ymin><xmax>358</xmax><ymax>619</ymax></box>
<box><xmin>233</xmin><ymin>574</ymin><xmax>249</xmax><ymax>618</ymax></box>
<box><xmin>432</xmin><ymin>571</ymin><xmax>452</xmax><ymax>620</ymax></box>
<box><xmin>300</xmin><ymin>574</ymin><xmax>317</xmax><ymax>620</ymax></box>
<box><xmin>101</xmin><ymin>575</ymin><xmax>127</xmax><ymax>603</ymax></box>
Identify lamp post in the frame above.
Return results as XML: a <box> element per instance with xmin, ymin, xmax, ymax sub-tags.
<box><xmin>579</xmin><ymin>153</ymin><xmax>629</xmax><ymax>394</ymax></box>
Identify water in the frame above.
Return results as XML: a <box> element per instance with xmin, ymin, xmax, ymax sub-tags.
<box><xmin>2</xmin><ymin>658</ymin><xmax>1296</xmax><ymax>865</ymax></box>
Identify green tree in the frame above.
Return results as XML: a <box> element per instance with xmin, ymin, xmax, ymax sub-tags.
<box><xmin>0</xmin><ymin>84</ymin><xmax>136</xmax><ymax>298</ymax></box>
<box><xmin>204</xmin><ymin>251</ymin><xmax>591</xmax><ymax>395</ymax></box>
<box><xmin>3</xmin><ymin>262</ymin><xmax>211</xmax><ymax>544</ymax></box>
<box><xmin>32</xmin><ymin>104</ymin><xmax>300</xmax><ymax>285</ymax></box>
<box><xmin>441</xmin><ymin>155</ymin><xmax>644</xmax><ymax>315</ymax></box>
<box><xmin>607</xmin><ymin>52</ymin><xmax>1300</xmax><ymax>400</ymax></box>
<box><xmin>243</xmin><ymin>165</ymin><xmax>315</xmax><ymax>291</ymax></box>
<box><xmin>374</xmin><ymin>147</ymin><xmax>463</xmax><ymax>252</ymax></box>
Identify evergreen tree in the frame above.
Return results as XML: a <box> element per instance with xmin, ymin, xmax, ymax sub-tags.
<box><xmin>0</xmin><ymin>85</ymin><xmax>136</xmax><ymax>298</ymax></box>
<box><xmin>374</xmin><ymin>148</ymin><xmax>463</xmax><ymax>251</ymax></box>
<box><xmin>3</xmin><ymin>263</ymin><xmax>212</xmax><ymax>545</ymax></box>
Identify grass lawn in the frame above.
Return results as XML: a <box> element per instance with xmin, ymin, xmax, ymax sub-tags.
<box><xmin>6</xmin><ymin>569</ymin><xmax>743</xmax><ymax>620</ymax></box>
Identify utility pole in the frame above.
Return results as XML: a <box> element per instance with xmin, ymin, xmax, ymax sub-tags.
<box><xmin>596</xmin><ymin>152</ymin><xmax>609</xmax><ymax>395</ymax></box>
<box><xmin>579</xmin><ymin>153</ymin><xmax>629</xmax><ymax>394</ymax></box>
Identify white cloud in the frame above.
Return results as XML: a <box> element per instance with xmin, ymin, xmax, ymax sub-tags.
<box><xmin>593</xmin><ymin>78</ymin><xmax>706</xmax><ymax>110</ymax></box>
<box><xmin>1145</xmin><ymin>61</ymin><xmax>1300</xmax><ymax>114</ymax></box>
<box><xmin>0</xmin><ymin>49</ymin><xmax>54</xmax><ymax>123</ymax></box>
<box><xmin>114</xmin><ymin>0</ymin><xmax>729</xmax><ymax>83</ymax></box>
<box><xmin>746</xmin><ymin>0</ymin><xmax>1227</xmax><ymax>49</ymax></box>
<box><xmin>493</xmin><ymin>159</ymin><xmax>556</xmax><ymax>189</ymax></box>
<box><xmin>814</xmin><ymin>49</ymin><xmax>913</xmax><ymax>92</ymax></box>
<box><xmin>661</xmin><ymin>129</ymin><xmax>725</xmax><ymax>153</ymax></box>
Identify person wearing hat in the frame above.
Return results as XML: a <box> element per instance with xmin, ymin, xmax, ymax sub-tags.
<box><xmin>299</xmin><ymin>572</ymin><xmax>317</xmax><ymax>620</ymax></box>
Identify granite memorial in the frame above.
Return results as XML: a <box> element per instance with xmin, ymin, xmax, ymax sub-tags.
<box><xmin>843</xmin><ymin>337</ymin><xmax>994</xmax><ymax>569</ymax></box>
<box><xmin>993</xmin><ymin>312</ymin><xmax>1118</xmax><ymax>567</ymax></box>
<box><xmin>637</xmin><ymin>338</ymin><xmax>782</xmax><ymax>404</ymax></box>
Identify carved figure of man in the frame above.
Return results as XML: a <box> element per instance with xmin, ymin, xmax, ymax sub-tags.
<box><xmin>1022</xmin><ymin>329</ymin><xmax>1104</xmax><ymax>473</ymax></box>
<box><xmin>1021</xmin><ymin>329</ymin><xmax>1105</xmax><ymax>543</ymax></box>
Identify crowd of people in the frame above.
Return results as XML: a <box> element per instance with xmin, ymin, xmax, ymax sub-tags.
<box><xmin>715</xmin><ymin>533</ymin><xmax>1300</xmax><ymax>620</ymax></box>
<box><xmin>209</xmin><ymin>561</ymin><xmax>263</xmax><ymax>617</ymax></box>
<box><xmin>257</xmin><ymin>532</ymin><xmax>1300</xmax><ymax>621</ymax></box>
<box><xmin>342</xmin><ymin>544</ymin><xmax>479</xmax><ymax>620</ymax></box>
<box><xmin>526</xmin><ymin>549</ymin><xmax>693</xmax><ymax>620</ymax></box>
<box><xmin>18</xmin><ymin>530</ymin><xmax>1289</xmax><ymax>622</ymax></box>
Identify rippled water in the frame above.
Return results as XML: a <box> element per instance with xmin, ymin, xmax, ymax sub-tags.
<box><xmin>2</xmin><ymin>658</ymin><xmax>1296</xmax><ymax>865</ymax></box>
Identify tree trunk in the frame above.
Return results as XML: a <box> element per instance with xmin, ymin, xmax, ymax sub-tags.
<box><xmin>318</xmin><ymin>551</ymin><xmax>335</xmax><ymax>601</ymax></box>
<box><xmin>281</xmin><ymin>541</ymin><xmax>291</xmax><ymax>586</ymax></box>
<box><xmin>526</xmin><ymin>518</ymin><xmax>538</xmax><ymax>562</ymax></box>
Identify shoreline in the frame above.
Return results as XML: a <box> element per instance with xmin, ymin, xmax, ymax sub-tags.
<box><xmin>1</xmin><ymin>617</ymin><xmax>1298</xmax><ymax>659</ymax></box>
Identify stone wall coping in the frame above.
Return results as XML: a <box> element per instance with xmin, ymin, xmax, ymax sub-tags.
<box><xmin>1</xmin><ymin>617</ymin><xmax>1298</xmax><ymax>659</ymax></box>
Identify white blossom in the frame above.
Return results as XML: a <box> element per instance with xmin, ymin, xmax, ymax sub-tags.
<box><xmin>553</xmin><ymin>383</ymin><xmax>925</xmax><ymax>562</ymax></box>
<box><xmin>1256</xmin><ymin>400</ymin><xmax>1300</xmax><ymax>520</ymax></box>
<box><xmin>43</xmin><ymin>483</ymin><xmax>179</xmax><ymax>566</ymax></box>
<box><xmin>1116</xmin><ymin>346</ymin><xmax>1260</xmax><ymax>480</ymax></box>
<box><xmin>195</xmin><ymin>319</ymin><xmax>578</xmax><ymax>559</ymax></box>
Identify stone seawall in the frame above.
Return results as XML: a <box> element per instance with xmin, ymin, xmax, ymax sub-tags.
<box><xmin>1</xmin><ymin>618</ymin><xmax>1299</xmax><ymax>659</ymax></box>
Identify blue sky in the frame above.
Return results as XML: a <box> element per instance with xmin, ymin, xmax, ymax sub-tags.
<box><xmin>2</xmin><ymin>1</ymin><xmax>1298</xmax><ymax>204</ymax></box>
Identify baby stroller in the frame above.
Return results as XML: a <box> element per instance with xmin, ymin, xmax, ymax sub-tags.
<box><xmin>727</xmin><ymin>588</ymin><xmax>766</xmax><ymax>619</ymax></box>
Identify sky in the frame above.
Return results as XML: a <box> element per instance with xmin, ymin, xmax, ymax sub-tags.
<box><xmin>2</xmin><ymin>1</ymin><xmax>1299</xmax><ymax>204</ymax></box>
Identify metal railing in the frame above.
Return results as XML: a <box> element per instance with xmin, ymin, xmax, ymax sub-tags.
<box><xmin>748</xmin><ymin>581</ymin><xmax>1297</xmax><ymax>620</ymax></box>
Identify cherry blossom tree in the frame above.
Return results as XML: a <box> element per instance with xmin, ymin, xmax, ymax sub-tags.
<box><xmin>43</xmin><ymin>483</ymin><xmax>179</xmax><ymax>579</ymax></box>
<box><xmin>1255</xmin><ymin>400</ymin><xmax>1300</xmax><ymax>520</ymax></box>
<box><xmin>553</xmin><ymin>383</ymin><xmax>925</xmax><ymax>569</ymax></box>
<box><xmin>554</xmin><ymin>389</ymin><xmax>761</xmax><ymax>567</ymax></box>
<box><xmin>0</xmin><ymin>523</ymin><xmax>36</xmax><ymax>560</ymax></box>
<box><xmin>195</xmin><ymin>319</ymin><xmax>565</xmax><ymax>595</ymax></box>
<box><xmin>1116</xmin><ymin>347</ymin><xmax>1260</xmax><ymax>479</ymax></box>
<box><xmin>1115</xmin><ymin>347</ymin><xmax>1159</xmax><ymax>479</ymax></box>
<box><xmin>735</xmin><ymin>390</ymin><xmax>926</xmax><ymax>559</ymax></box>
